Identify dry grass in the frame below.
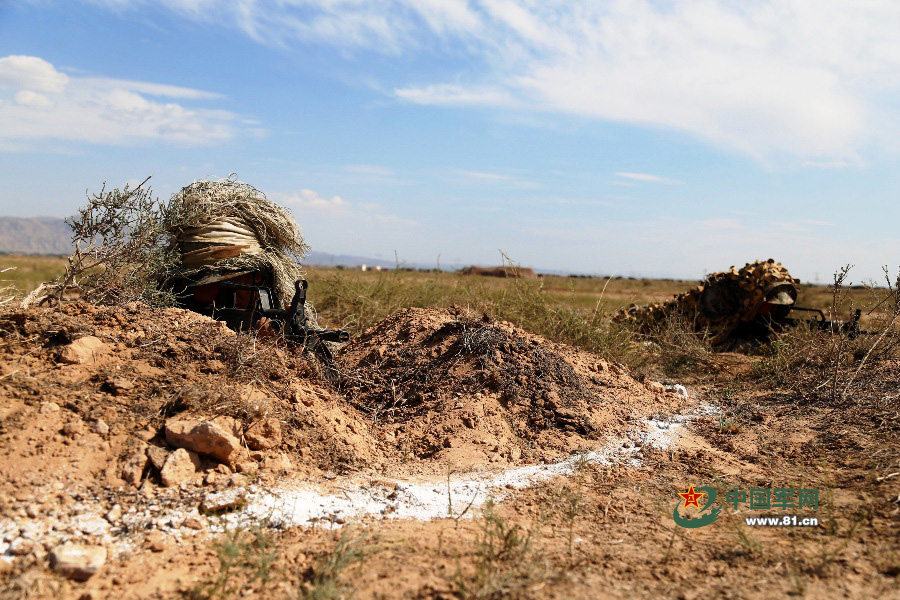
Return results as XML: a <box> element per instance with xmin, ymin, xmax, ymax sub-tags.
<box><xmin>453</xmin><ymin>499</ymin><xmax>548</xmax><ymax>599</ymax></box>
<box><xmin>299</xmin><ymin>530</ymin><xmax>373</xmax><ymax>600</ymax></box>
<box><xmin>753</xmin><ymin>267</ymin><xmax>900</xmax><ymax>403</ymax></box>
<box><xmin>7</xmin><ymin>254</ymin><xmax>895</xmax><ymax>385</ymax></box>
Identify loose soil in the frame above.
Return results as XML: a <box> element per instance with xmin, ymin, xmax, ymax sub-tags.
<box><xmin>0</xmin><ymin>302</ymin><xmax>897</xmax><ymax>598</ymax></box>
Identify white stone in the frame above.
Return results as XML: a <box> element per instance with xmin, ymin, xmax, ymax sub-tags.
<box><xmin>50</xmin><ymin>543</ymin><xmax>107</xmax><ymax>581</ymax></box>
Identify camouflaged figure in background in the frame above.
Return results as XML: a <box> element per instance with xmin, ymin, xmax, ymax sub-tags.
<box><xmin>616</xmin><ymin>259</ymin><xmax>800</xmax><ymax>345</ymax></box>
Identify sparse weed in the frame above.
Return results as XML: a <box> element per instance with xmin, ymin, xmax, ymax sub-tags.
<box><xmin>754</xmin><ymin>266</ymin><xmax>900</xmax><ymax>403</ymax></box>
<box><xmin>732</xmin><ymin>521</ymin><xmax>763</xmax><ymax>558</ymax></box>
<box><xmin>453</xmin><ymin>498</ymin><xmax>547</xmax><ymax>599</ymax></box>
<box><xmin>552</xmin><ymin>483</ymin><xmax>583</xmax><ymax>561</ymax></box>
<box><xmin>645</xmin><ymin>312</ymin><xmax>716</xmax><ymax>378</ymax></box>
<box><xmin>0</xmin><ymin>267</ymin><xmax>18</xmax><ymax>311</ymax></box>
<box><xmin>192</xmin><ymin>520</ymin><xmax>280</xmax><ymax>599</ymax></box>
<box><xmin>299</xmin><ymin>530</ymin><xmax>373</xmax><ymax>600</ymax></box>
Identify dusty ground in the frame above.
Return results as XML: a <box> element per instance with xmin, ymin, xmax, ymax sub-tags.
<box><xmin>0</xmin><ymin>300</ymin><xmax>897</xmax><ymax>599</ymax></box>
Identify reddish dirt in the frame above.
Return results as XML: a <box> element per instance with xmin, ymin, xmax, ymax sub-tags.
<box><xmin>338</xmin><ymin>307</ymin><xmax>681</xmax><ymax>469</ymax></box>
<box><xmin>0</xmin><ymin>302</ymin><xmax>897</xmax><ymax>599</ymax></box>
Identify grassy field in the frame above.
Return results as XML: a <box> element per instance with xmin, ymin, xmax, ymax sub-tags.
<box><xmin>2</xmin><ymin>253</ymin><xmax>883</xmax><ymax>324</ymax></box>
<box><xmin>1</xmin><ymin>254</ymin><xmax>68</xmax><ymax>295</ymax></box>
<box><xmin>4</xmin><ymin>253</ymin><xmax>889</xmax><ymax>380</ymax></box>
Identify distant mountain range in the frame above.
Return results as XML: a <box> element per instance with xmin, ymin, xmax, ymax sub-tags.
<box><xmin>0</xmin><ymin>216</ymin><xmax>74</xmax><ymax>255</ymax></box>
<box><xmin>0</xmin><ymin>216</ymin><xmax>403</xmax><ymax>269</ymax></box>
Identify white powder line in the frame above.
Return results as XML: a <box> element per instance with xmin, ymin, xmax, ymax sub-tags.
<box><xmin>0</xmin><ymin>401</ymin><xmax>717</xmax><ymax>560</ymax></box>
<box><xmin>234</xmin><ymin>402</ymin><xmax>717</xmax><ymax>529</ymax></box>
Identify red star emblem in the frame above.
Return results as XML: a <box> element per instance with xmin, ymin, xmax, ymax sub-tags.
<box><xmin>678</xmin><ymin>484</ymin><xmax>706</xmax><ymax>509</ymax></box>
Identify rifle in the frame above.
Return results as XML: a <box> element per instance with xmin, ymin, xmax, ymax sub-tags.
<box><xmin>186</xmin><ymin>278</ymin><xmax>349</xmax><ymax>379</ymax></box>
<box><xmin>784</xmin><ymin>307</ymin><xmax>869</xmax><ymax>337</ymax></box>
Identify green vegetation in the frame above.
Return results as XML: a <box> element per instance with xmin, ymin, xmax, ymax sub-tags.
<box><xmin>192</xmin><ymin>522</ymin><xmax>279</xmax><ymax>599</ymax></box>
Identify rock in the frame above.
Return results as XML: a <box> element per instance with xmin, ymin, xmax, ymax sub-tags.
<box><xmin>210</xmin><ymin>415</ymin><xmax>242</xmax><ymax>439</ymax></box>
<box><xmin>165</xmin><ymin>418</ymin><xmax>242</xmax><ymax>464</ymax></box>
<box><xmin>74</xmin><ymin>514</ymin><xmax>110</xmax><ymax>537</ymax></box>
<box><xmin>25</xmin><ymin>504</ymin><xmax>40</xmax><ymax>518</ymax></box>
<box><xmin>8</xmin><ymin>537</ymin><xmax>34</xmax><ymax>556</ymax></box>
<box><xmin>263</xmin><ymin>452</ymin><xmax>292</xmax><ymax>473</ymax></box>
<box><xmin>91</xmin><ymin>419</ymin><xmax>109</xmax><ymax>437</ymax></box>
<box><xmin>62</xmin><ymin>420</ymin><xmax>84</xmax><ymax>438</ymax></box>
<box><xmin>104</xmin><ymin>504</ymin><xmax>122</xmax><ymax>523</ymax></box>
<box><xmin>140</xmin><ymin>482</ymin><xmax>155</xmax><ymax>499</ymax></box>
<box><xmin>236</xmin><ymin>461</ymin><xmax>259</xmax><ymax>476</ymax></box>
<box><xmin>646</xmin><ymin>381</ymin><xmax>666</xmax><ymax>394</ymax></box>
<box><xmin>228</xmin><ymin>473</ymin><xmax>248</xmax><ymax>487</ymax></box>
<box><xmin>146</xmin><ymin>446</ymin><xmax>170</xmax><ymax>471</ymax></box>
<box><xmin>39</xmin><ymin>401</ymin><xmax>60</xmax><ymax>414</ymax></box>
<box><xmin>120</xmin><ymin>444</ymin><xmax>149</xmax><ymax>487</ymax></box>
<box><xmin>50</xmin><ymin>543</ymin><xmax>107</xmax><ymax>581</ymax></box>
<box><xmin>145</xmin><ymin>531</ymin><xmax>166</xmax><ymax>552</ymax></box>
<box><xmin>160</xmin><ymin>448</ymin><xmax>201</xmax><ymax>488</ymax></box>
<box><xmin>183</xmin><ymin>514</ymin><xmax>206</xmax><ymax>530</ymax></box>
<box><xmin>105</xmin><ymin>377</ymin><xmax>134</xmax><ymax>395</ymax></box>
<box><xmin>57</xmin><ymin>336</ymin><xmax>107</xmax><ymax>365</ymax></box>
<box><xmin>202</xmin><ymin>489</ymin><xmax>246</xmax><ymax>513</ymax></box>
<box><xmin>135</xmin><ymin>427</ymin><xmax>157</xmax><ymax>442</ymax></box>
<box><xmin>245</xmin><ymin>418</ymin><xmax>282</xmax><ymax>450</ymax></box>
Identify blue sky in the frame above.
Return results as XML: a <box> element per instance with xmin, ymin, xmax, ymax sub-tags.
<box><xmin>1</xmin><ymin>1</ymin><xmax>898</xmax><ymax>282</ymax></box>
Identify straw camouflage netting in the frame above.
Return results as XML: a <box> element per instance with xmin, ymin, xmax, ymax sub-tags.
<box><xmin>615</xmin><ymin>259</ymin><xmax>800</xmax><ymax>344</ymax></box>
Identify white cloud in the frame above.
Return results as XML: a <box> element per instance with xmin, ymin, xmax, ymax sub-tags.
<box><xmin>280</xmin><ymin>188</ymin><xmax>417</xmax><ymax>226</ymax></box>
<box><xmin>457</xmin><ymin>170</ymin><xmax>513</xmax><ymax>181</ymax></box>
<box><xmin>0</xmin><ymin>55</ymin><xmax>239</xmax><ymax>147</ymax></box>
<box><xmin>14</xmin><ymin>90</ymin><xmax>53</xmax><ymax>109</ymax></box>
<box><xmin>395</xmin><ymin>84</ymin><xmax>515</xmax><ymax>106</ymax></box>
<box><xmin>0</xmin><ymin>55</ymin><xmax>68</xmax><ymax>93</ymax></box>
<box><xmin>616</xmin><ymin>172</ymin><xmax>683</xmax><ymax>185</ymax></box>
<box><xmin>802</xmin><ymin>159</ymin><xmax>853</xmax><ymax>170</ymax></box>
<box><xmin>284</xmin><ymin>189</ymin><xmax>350</xmax><ymax>213</ymax></box>
<box><xmin>454</xmin><ymin>169</ymin><xmax>540</xmax><ymax>189</ymax></box>
<box><xmin>83</xmin><ymin>1</ymin><xmax>900</xmax><ymax>162</ymax></box>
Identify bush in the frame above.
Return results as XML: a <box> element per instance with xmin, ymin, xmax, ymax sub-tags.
<box><xmin>30</xmin><ymin>178</ymin><xmax>190</xmax><ymax>307</ymax></box>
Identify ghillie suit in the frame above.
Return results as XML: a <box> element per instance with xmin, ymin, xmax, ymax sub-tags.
<box><xmin>616</xmin><ymin>259</ymin><xmax>799</xmax><ymax>345</ymax></box>
<box><xmin>22</xmin><ymin>176</ymin><xmax>311</xmax><ymax>314</ymax></box>
<box><xmin>167</xmin><ymin>178</ymin><xmax>309</xmax><ymax>311</ymax></box>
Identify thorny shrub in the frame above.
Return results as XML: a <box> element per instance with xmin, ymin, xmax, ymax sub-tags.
<box><xmin>43</xmin><ymin>178</ymin><xmax>201</xmax><ymax>307</ymax></box>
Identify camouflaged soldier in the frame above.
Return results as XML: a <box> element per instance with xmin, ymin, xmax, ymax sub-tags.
<box><xmin>616</xmin><ymin>259</ymin><xmax>800</xmax><ymax>345</ymax></box>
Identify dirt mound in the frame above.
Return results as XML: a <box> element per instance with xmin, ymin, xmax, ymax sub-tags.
<box><xmin>0</xmin><ymin>301</ymin><xmax>380</xmax><ymax>497</ymax></box>
<box><xmin>338</xmin><ymin>307</ymin><xmax>683</xmax><ymax>465</ymax></box>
